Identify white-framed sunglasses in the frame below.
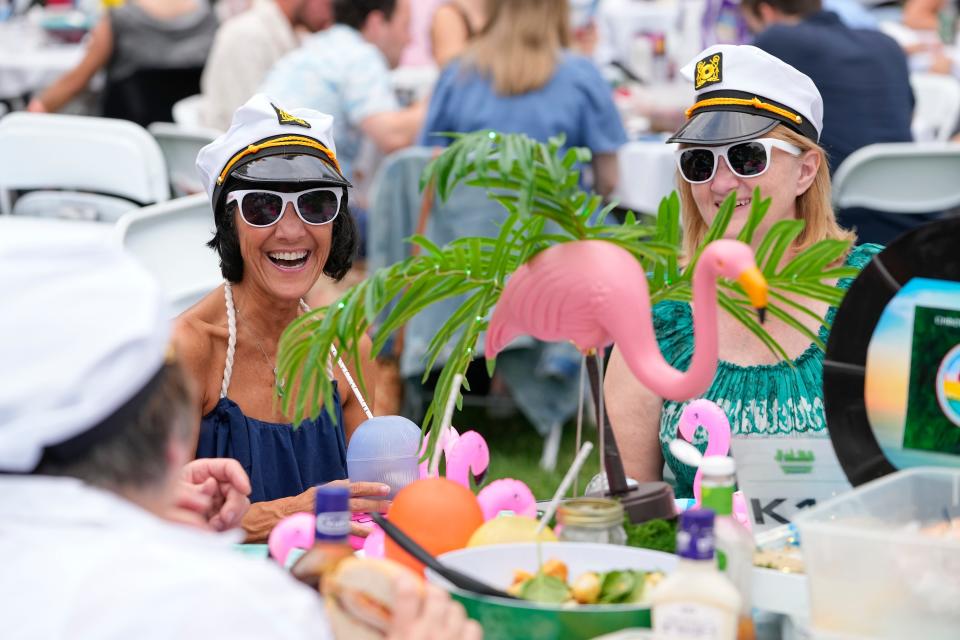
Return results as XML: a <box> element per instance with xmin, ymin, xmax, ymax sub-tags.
<box><xmin>225</xmin><ymin>187</ymin><xmax>344</xmax><ymax>227</ymax></box>
<box><xmin>675</xmin><ymin>138</ymin><xmax>803</xmax><ymax>184</ymax></box>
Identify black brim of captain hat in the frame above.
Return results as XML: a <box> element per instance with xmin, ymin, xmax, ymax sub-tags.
<box><xmin>211</xmin><ymin>139</ymin><xmax>351</xmax><ymax>214</ymax></box>
<box><xmin>666</xmin><ymin>90</ymin><xmax>819</xmax><ymax>145</ymax></box>
<box><xmin>232</xmin><ymin>149</ymin><xmax>351</xmax><ymax>188</ymax></box>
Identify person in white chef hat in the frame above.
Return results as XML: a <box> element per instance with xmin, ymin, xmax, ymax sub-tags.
<box><xmin>0</xmin><ymin>221</ymin><xmax>479</xmax><ymax>640</ymax></box>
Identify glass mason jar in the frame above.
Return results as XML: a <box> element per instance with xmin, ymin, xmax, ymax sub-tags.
<box><xmin>556</xmin><ymin>498</ymin><xmax>627</xmax><ymax>545</ymax></box>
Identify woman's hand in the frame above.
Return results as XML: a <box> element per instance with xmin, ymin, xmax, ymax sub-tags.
<box><xmin>321</xmin><ymin>480</ymin><xmax>392</xmax><ymax>537</ymax></box>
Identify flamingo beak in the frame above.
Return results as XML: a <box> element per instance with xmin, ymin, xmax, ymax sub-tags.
<box><xmin>736</xmin><ymin>266</ymin><xmax>768</xmax><ymax>324</ymax></box>
<box><xmin>473</xmin><ymin>468</ymin><xmax>488</xmax><ymax>488</ymax></box>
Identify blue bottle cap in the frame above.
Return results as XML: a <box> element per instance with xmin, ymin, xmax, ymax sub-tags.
<box><xmin>676</xmin><ymin>508</ymin><xmax>716</xmax><ymax>561</ymax></box>
<box><xmin>314</xmin><ymin>485</ymin><xmax>350</xmax><ymax>541</ymax></box>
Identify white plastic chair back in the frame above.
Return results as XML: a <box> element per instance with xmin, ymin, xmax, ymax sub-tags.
<box><xmin>171</xmin><ymin>94</ymin><xmax>206</xmax><ymax>129</ymax></box>
<box><xmin>909</xmin><ymin>73</ymin><xmax>960</xmax><ymax>141</ymax></box>
<box><xmin>0</xmin><ymin>112</ymin><xmax>169</xmax><ymax>215</ymax></box>
<box><xmin>11</xmin><ymin>190</ymin><xmax>138</xmax><ymax>223</ymax></box>
<box><xmin>148</xmin><ymin>122</ymin><xmax>220</xmax><ymax>198</ymax></box>
<box><xmin>114</xmin><ymin>193</ymin><xmax>221</xmax><ymax>315</ymax></box>
<box><xmin>832</xmin><ymin>142</ymin><xmax>960</xmax><ymax>212</ymax></box>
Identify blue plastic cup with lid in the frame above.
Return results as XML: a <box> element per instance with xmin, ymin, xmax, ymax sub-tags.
<box><xmin>346</xmin><ymin>415</ymin><xmax>422</xmax><ymax>500</ymax></box>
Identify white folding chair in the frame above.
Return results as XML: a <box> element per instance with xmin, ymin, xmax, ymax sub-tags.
<box><xmin>0</xmin><ymin>112</ymin><xmax>169</xmax><ymax>215</ymax></box>
<box><xmin>114</xmin><ymin>193</ymin><xmax>221</xmax><ymax>315</ymax></box>
<box><xmin>832</xmin><ymin>142</ymin><xmax>960</xmax><ymax>212</ymax></box>
<box><xmin>909</xmin><ymin>73</ymin><xmax>960</xmax><ymax>141</ymax></box>
<box><xmin>148</xmin><ymin>122</ymin><xmax>220</xmax><ymax>198</ymax></box>
<box><xmin>171</xmin><ymin>94</ymin><xmax>206</xmax><ymax>129</ymax></box>
<box><xmin>11</xmin><ymin>191</ymin><xmax>137</xmax><ymax>223</ymax></box>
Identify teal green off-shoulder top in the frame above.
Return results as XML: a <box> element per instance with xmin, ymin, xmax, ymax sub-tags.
<box><xmin>655</xmin><ymin>243</ymin><xmax>882</xmax><ymax>498</ymax></box>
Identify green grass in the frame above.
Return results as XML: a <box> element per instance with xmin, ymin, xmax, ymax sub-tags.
<box><xmin>456</xmin><ymin>406</ymin><xmax>602</xmax><ymax>501</ymax></box>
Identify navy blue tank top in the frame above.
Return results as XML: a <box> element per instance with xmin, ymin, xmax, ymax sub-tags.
<box><xmin>196</xmin><ymin>388</ymin><xmax>348</xmax><ymax>504</ymax></box>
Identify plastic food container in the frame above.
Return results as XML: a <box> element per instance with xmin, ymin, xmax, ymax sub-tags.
<box><xmin>794</xmin><ymin>468</ymin><xmax>960</xmax><ymax>639</ymax></box>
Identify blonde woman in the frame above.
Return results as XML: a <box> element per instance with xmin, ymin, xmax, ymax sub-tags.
<box><xmin>604</xmin><ymin>45</ymin><xmax>881</xmax><ymax>498</ymax></box>
<box><xmin>419</xmin><ymin>0</ymin><xmax>625</xmax><ymax>197</ymax></box>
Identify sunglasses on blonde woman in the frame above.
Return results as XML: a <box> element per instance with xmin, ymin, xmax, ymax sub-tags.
<box><xmin>675</xmin><ymin>138</ymin><xmax>803</xmax><ymax>184</ymax></box>
<box><xmin>226</xmin><ymin>187</ymin><xmax>344</xmax><ymax>227</ymax></box>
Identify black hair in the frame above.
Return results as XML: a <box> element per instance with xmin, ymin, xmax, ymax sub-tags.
<box><xmin>333</xmin><ymin>0</ymin><xmax>397</xmax><ymax>29</ymax></box>
<box><xmin>207</xmin><ymin>178</ymin><xmax>358</xmax><ymax>283</ymax></box>
<box><xmin>35</xmin><ymin>363</ymin><xmax>194</xmax><ymax>490</ymax></box>
<box><xmin>741</xmin><ymin>0</ymin><xmax>822</xmax><ymax>18</ymax></box>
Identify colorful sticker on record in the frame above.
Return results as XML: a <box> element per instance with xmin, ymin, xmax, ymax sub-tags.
<box><xmin>903</xmin><ymin>306</ymin><xmax>960</xmax><ymax>454</ymax></box>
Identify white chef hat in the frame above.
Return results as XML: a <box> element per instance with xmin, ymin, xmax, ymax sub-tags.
<box><xmin>668</xmin><ymin>44</ymin><xmax>824</xmax><ymax>145</ymax></box>
<box><xmin>0</xmin><ymin>220</ymin><xmax>171</xmax><ymax>473</ymax></box>
<box><xmin>195</xmin><ymin>94</ymin><xmax>350</xmax><ymax>214</ymax></box>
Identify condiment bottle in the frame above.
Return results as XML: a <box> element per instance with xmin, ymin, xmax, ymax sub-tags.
<box><xmin>290</xmin><ymin>485</ymin><xmax>355</xmax><ymax>590</ymax></box>
<box><xmin>700</xmin><ymin>456</ymin><xmax>756</xmax><ymax>640</ymax></box>
<box><xmin>650</xmin><ymin>509</ymin><xmax>741</xmax><ymax>640</ymax></box>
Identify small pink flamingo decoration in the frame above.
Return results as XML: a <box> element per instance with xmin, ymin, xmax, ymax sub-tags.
<box><xmin>677</xmin><ymin>399</ymin><xmax>750</xmax><ymax>530</ymax></box>
<box><xmin>417</xmin><ymin>427</ymin><xmax>490</xmax><ymax>488</ymax></box>
<box><xmin>268</xmin><ymin>512</ymin><xmax>316</xmax><ymax>566</ymax></box>
<box><xmin>485</xmin><ymin>240</ymin><xmax>767</xmax><ymax>402</ymax></box>
<box><xmin>476</xmin><ymin>478</ymin><xmax>537</xmax><ymax>520</ymax></box>
<box><xmin>679</xmin><ymin>399</ymin><xmax>732</xmax><ymax>505</ymax></box>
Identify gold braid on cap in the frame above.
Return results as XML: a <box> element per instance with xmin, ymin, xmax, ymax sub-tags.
<box><xmin>216</xmin><ymin>135</ymin><xmax>342</xmax><ymax>185</ymax></box>
<box><xmin>685</xmin><ymin>96</ymin><xmax>803</xmax><ymax>125</ymax></box>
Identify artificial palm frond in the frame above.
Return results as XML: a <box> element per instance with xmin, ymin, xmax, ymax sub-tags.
<box><xmin>277</xmin><ymin>131</ymin><xmax>855</xmax><ymax>462</ymax></box>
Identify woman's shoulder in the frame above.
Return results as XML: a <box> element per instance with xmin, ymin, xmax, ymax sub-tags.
<box><xmin>172</xmin><ymin>288</ymin><xmax>227</xmax><ymax>379</ymax></box>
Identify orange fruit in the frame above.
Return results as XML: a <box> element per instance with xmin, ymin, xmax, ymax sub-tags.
<box><xmin>384</xmin><ymin>477</ymin><xmax>484</xmax><ymax>575</ymax></box>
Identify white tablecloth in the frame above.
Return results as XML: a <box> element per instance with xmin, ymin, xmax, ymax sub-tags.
<box><xmin>614</xmin><ymin>139</ymin><xmax>679</xmax><ymax>214</ymax></box>
<box><xmin>0</xmin><ymin>18</ymin><xmax>87</xmax><ymax>99</ymax></box>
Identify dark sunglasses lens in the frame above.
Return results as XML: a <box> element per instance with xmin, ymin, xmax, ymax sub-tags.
<box><xmin>297</xmin><ymin>189</ymin><xmax>340</xmax><ymax>225</ymax></box>
<box><xmin>679</xmin><ymin>149</ymin><xmax>716</xmax><ymax>182</ymax></box>
<box><xmin>728</xmin><ymin>141</ymin><xmax>769</xmax><ymax>177</ymax></box>
<box><xmin>240</xmin><ymin>192</ymin><xmax>284</xmax><ymax>226</ymax></box>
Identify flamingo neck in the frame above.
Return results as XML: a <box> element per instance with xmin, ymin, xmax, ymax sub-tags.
<box><xmin>687</xmin><ymin>262</ymin><xmax>721</xmax><ymax>397</ymax></box>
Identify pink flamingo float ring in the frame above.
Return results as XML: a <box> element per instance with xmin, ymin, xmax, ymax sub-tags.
<box><xmin>485</xmin><ymin>239</ymin><xmax>768</xmax><ymax>402</ymax></box>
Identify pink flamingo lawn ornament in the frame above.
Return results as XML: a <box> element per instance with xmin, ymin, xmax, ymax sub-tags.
<box><xmin>485</xmin><ymin>239</ymin><xmax>768</xmax><ymax>402</ymax></box>
<box><xmin>677</xmin><ymin>399</ymin><xmax>750</xmax><ymax>529</ymax></box>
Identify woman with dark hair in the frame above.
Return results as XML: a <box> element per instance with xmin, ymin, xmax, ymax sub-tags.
<box><xmin>175</xmin><ymin>94</ymin><xmax>387</xmax><ymax>542</ymax></box>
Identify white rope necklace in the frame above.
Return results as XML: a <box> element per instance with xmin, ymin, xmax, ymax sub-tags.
<box><xmin>221</xmin><ymin>281</ymin><xmax>372</xmax><ymax>419</ymax></box>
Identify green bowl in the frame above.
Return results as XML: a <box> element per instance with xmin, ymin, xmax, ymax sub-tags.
<box><xmin>428</xmin><ymin>543</ymin><xmax>677</xmax><ymax>640</ymax></box>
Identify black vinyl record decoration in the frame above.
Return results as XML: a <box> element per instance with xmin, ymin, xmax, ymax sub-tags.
<box><xmin>824</xmin><ymin>217</ymin><xmax>960</xmax><ymax>487</ymax></box>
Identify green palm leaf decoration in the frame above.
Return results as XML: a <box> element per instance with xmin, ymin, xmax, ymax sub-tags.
<box><xmin>277</xmin><ymin>131</ymin><xmax>857</xmax><ymax>462</ymax></box>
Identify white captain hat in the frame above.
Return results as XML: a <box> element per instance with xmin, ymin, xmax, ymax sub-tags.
<box><xmin>196</xmin><ymin>93</ymin><xmax>350</xmax><ymax>215</ymax></box>
<box><xmin>667</xmin><ymin>44</ymin><xmax>824</xmax><ymax>145</ymax></box>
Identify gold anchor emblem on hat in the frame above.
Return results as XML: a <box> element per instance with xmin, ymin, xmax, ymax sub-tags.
<box><xmin>695</xmin><ymin>53</ymin><xmax>723</xmax><ymax>90</ymax></box>
<box><xmin>271</xmin><ymin>103</ymin><xmax>311</xmax><ymax>129</ymax></box>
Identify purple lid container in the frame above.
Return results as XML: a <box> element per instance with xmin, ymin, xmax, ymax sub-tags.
<box><xmin>676</xmin><ymin>508</ymin><xmax>716</xmax><ymax>561</ymax></box>
<box><xmin>314</xmin><ymin>485</ymin><xmax>350</xmax><ymax>541</ymax></box>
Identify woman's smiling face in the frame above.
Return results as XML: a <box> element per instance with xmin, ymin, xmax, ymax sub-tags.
<box><xmin>232</xmin><ymin>194</ymin><xmax>334</xmax><ymax>301</ymax></box>
<box><xmin>689</xmin><ymin>138</ymin><xmax>815</xmax><ymax>241</ymax></box>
